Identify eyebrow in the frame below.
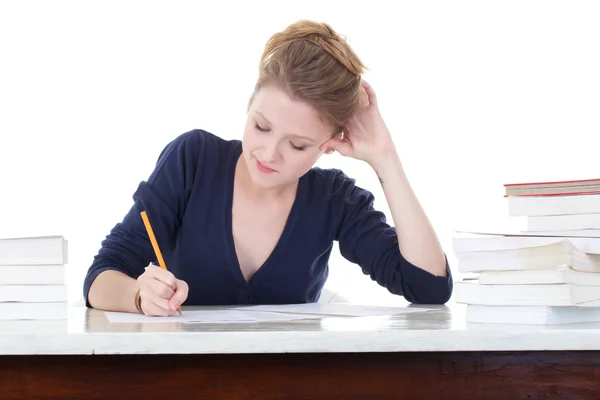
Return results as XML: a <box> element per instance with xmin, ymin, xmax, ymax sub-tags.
<box><xmin>254</xmin><ymin>111</ymin><xmax>316</xmax><ymax>143</ymax></box>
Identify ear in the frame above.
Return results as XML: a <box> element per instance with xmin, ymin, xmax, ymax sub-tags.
<box><xmin>318</xmin><ymin>146</ymin><xmax>334</xmax><ymax>156</ymax></box>
<box><xmin>319</xmin><ymin>137</ymin><xmax>336</xmax><ymax>154</ymax></box>
<box><xmin>320</xmin><ymin>130</ymin><xmax>352</xmax><ymax>157</ymax></box>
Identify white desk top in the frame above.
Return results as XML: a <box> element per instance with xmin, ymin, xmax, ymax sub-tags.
<box><xmin>2</xmin><ymin>304</ymin><xmax>600</xmax><ymax>355</ymax></box>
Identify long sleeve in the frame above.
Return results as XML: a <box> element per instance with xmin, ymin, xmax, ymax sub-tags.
<box><xmin>332</xmin><ymin>171</ymin><xmax>453</xmax><ymax>304</ymax></box>
<box><xmin>82</xmin><ymin>130</ymin><xmax>203</xmax><ymax>306</ymax></box>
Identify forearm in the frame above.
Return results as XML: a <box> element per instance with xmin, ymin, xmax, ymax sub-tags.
<box><xmin>87</xmin><ymin>270</ymin><xmax>139</xmax><ymax>312</ymax></box>
<box><xmin>370</xmin><ymin>151</ymin><xmax>447</xmax><ymax>277</ymax></box>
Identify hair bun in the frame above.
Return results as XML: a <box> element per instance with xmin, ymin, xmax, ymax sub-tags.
<box><xmin>261</xmin><ymin>20</ymin><xmax>365</xmax><ymax>77</ymax></box>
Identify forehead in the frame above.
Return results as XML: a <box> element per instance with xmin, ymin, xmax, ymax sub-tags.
<box><xmin>250</xmin><ymin>86</ymin><xmax>333</xmax><ymax>140</ymax></box>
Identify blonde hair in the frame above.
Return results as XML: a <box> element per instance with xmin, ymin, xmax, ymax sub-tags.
<box><xmin>250</xmin><ymin>20</ymin><xmax>366</xmax><ymax>134</ymax></box>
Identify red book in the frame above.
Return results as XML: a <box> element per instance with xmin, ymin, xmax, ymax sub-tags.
<box><xmin>503</xmin><ymin>178</ymin><xmax>600</xmax><ymax>197</ymax></box>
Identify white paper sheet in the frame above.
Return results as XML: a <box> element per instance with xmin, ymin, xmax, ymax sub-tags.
<box><xmin>241</xmin><ymin>311</ymin><xmax>321</xmax><ymax>321</ymax></box>
<box><xmin>104</xmin><ymin>309</ymin><xmax>319</xmax><ymax>324</ymax></box>
<box><xmin>233</xmin><ymin>303</ymin><xmax>435</xmax><ymax>317</ymax></box>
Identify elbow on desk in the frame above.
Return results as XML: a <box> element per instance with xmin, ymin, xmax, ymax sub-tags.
<box><xmin>392</xmin><ymin>258</ymin><xmax>454</xmax><ymax>305</ymax></box>
<box><xmin>401</xmin><ymin>282</ymin><xmax>453</xmax><ymax>305</ymax></box>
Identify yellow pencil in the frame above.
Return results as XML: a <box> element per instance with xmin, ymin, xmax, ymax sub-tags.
<box><xmin>140</xmin><ymin>210</ymin><xmax>183</xmax><ymax>316</ymax></box>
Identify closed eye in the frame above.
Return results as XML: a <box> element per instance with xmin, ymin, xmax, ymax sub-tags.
<box><xmin>254</xmin><ymin>123</ymin><xmax>269</xmax><ymax>132</ymax></box>
<box><xmin>290</xmin><ymin>143</ymin><xmax>306</xmax><ymax>151</ymax></box>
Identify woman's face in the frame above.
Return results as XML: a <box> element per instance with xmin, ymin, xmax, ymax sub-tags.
<box><xmin>242</xmin><ymin>85</ymin><xmax>334</xmax><ymax>191</ymax></box>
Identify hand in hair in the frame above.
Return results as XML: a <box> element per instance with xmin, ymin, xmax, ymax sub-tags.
<box><xmin>319</xmin><ymin>80</ymin><xmax>396</xmax><ymax>167</ymax></box>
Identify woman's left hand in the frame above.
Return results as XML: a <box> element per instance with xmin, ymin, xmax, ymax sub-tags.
<box><xmin>320</xmin><ymin>80</ymin><xmax>396</xmax><ymax>167</ymax></box>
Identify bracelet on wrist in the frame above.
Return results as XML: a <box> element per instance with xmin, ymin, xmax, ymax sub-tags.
<box><xmin>134</xmin><ymin>289</ymin><xmax>144</xmax><ymax>314</ymax></box>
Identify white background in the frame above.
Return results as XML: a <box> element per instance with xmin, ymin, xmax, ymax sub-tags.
<box><xmin>1</xmin><ymin>1</ymin><xmax>598</xmax><ymax>305</ymax></box>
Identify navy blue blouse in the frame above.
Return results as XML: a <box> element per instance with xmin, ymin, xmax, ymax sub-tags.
<box><xmin>83</xmin><ymin>129</ymin><xmax>453</xmax><ymax>306</ymax></box>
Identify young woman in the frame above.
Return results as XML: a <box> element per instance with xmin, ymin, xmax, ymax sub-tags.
<box><xmin>84</xmin><ymin>20</ymin><xmax>453</xmax><ymax>316</ymax></box>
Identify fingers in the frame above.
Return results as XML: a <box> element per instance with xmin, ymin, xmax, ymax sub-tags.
<box><xmin>145</xmin><ymin>265</ymin><xmax>177</xmax><ymax>289</ymax></box>
<box><xmin>138</xmin><ymin>266</ymin><xmax>187</xmax><ymax>317</ymax></box>
<box><xmin>360</xmin><ymin>79</ymin><xmax>377</xmax><ymax>105</ymax></box>
<box><xmin>169</xmin><ymin>279</ymin><xmax>189</xmax><ymax>312</ymax></box>
<box><xmin>147</xmin><ymin>276</ymin><xmax>175</xmax><ymax>298</ymax></box>
<box><xmin>139</xmin><ymin>291</ymin><xmax>171</xmax><ymax>317</ymax></box>
<box><xmin>360</xmin><ymin>87</ymin><xmax>370</xmax><ymax>107</ymax></box>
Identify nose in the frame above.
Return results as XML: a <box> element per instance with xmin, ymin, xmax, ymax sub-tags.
<box><xmin>262</xmin><ymin>139</ymin><xmax>281</xmax><ymax>163</ymax></box>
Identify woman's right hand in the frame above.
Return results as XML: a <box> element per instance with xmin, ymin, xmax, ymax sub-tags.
<box><xmin>136</xmin><ymin>266</ymin><xmax>189</xmax><ymax>316</ymax></box>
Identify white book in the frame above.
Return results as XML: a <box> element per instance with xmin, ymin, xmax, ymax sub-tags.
<box><xmin>0</xmin><ymin>285</ymin><xmax>67</xmax><ymax>302</ymax></box>
<box><xmin>508</xmin><ymin>193</ymin><xmax>600</xmax><ymax>217</ymax></box>
<box><xmin>466</xmin><ymin>304</ymin><xmax>600</xmax><ymax>325</ymax></box>
<box><xmin>452</xmin><ymin>234</ymin><xmax>600</xmax><ymax>254</ymax></box>
<box><xmin>456</xmin><ymin>240</ymin><xmax>600</xmax><ymax>273</ymax></box>
<box><xmin>455</xmin><ymin>280</ymin><xmax>600</xmax><ymax>307</ymax></box>
<box><xmin>0</xmin><ymin>236</ymin><xmax>68</xmax><ymax>265</ymax></box>
<box><xmin>0</xmin><ymin>302</ymin><xmax>67</xmax><ymax>320</ymax></box>
<box><xmin>526</xmin><ymin>213</ymin><xmax>600</xmax><ymax>232</ymax></box>
<box><xmin>0</xmin><ymin>265</ymin><xmax>65</xmax><ymax>285</ymax></box>
<box><xmin>478</xmin><ymin>266</ymin><xmax>600</xmax><ymax>286</ymax></box>
<box><xmin>517</xmin><ymin>229</ymin><xmax>600</xmax><ymax>238</ymax></box>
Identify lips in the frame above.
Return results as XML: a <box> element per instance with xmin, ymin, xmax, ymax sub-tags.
<box><xmin>256</xmin><ymin>159</ymin><xmax>277</xmax><ymax>173</ymax></box>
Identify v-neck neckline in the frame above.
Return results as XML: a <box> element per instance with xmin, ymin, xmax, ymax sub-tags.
<box><xmin>224</xmin><ymin>142</ymin><xmax>307</xmax><ymax>286</ymax></box>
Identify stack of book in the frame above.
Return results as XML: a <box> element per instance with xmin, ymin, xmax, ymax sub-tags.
<box><xmin>0</xmin><ymin>235</ymin><xmax>68</xmax><ymax>320</ymax></box>
<box><xmin>453</xmin><ymin>178</ymin><xmax>600</xmax><ymax>325</ymax></box>
<box><xmin>505</xmin><ymin>178</ymin><xmax>600</xmax><ymax>237</ymax></box>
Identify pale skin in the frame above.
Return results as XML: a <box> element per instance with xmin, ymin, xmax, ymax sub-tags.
<box><xmin>87</xmin><ymin>80</ymin><xmax>446</xmax><ymax>316</ymax></box>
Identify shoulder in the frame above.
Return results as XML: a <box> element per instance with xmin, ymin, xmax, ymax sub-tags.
<box><xmin>307</xmin><ymin>166</ymin><xmax>351</xmax><ymax>191</ymax></box>
<box><xmin>155</xmin><ymin>129</ymin><xmax>239</xmax><ymax>163</ymax></box>
<box><xmin>161</xmin><ymin>129</ymin><xmax>234</xmax><ymax>153</ymax></box>
<box><xmin>305</xmin><ymin>167</ymin><xmax>382</xmax><ymax>239</ymax></box>
<box><xmin>306</xmin><ymin>166</ymin><xmax>374</xmax><ymax>206</ymax></box>
<box><xmin>147</xmin><ymin>129</ymin><xmax>239</xmax><ymax>183</ymax></box>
